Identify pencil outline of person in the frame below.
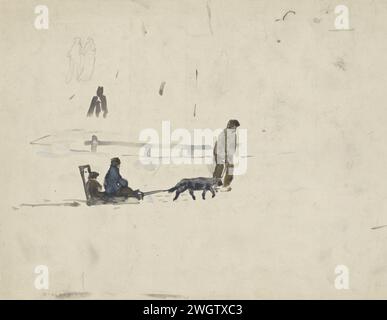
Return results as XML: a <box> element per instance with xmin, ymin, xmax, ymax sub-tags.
<box><xmin>79</xmin><ymin>37</ymin><xmax>96</xmax><ymax>82</ymax></box>
<box><xmin>66</xmin><ymin>37</ymin><xmax>83</xmax><ymax>83</ymax></box>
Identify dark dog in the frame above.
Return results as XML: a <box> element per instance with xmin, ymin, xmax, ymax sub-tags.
<box><xmin>168</xmin><ymin>177</ymin><xmax>223</xmax><ymax>201</ymax></box>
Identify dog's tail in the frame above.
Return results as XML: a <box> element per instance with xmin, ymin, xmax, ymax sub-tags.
<box><xmin>167</xmin><ymin>186</ymin><xmax>177</xmax><ymax>193</ymax></box>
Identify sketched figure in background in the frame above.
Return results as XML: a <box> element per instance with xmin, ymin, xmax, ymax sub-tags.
<box><xmin>79</xmin><ymin>37</ymin><xmax>96</xmax><ymax>81</ymax></box>
<box><xmin>66</xmin><ymin>37</ymin><xmax>83</xmax><ymax>83</ymax></box>
<box><xmin>87</xmin><ymin>86</ymin><xmax>108</xmax><ymax>118</ymax></box>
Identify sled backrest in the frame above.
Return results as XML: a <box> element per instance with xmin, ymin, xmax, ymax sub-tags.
<box><xmin>79</xmin><ymin>165</ymin><xmax>91</xmax><ymax>201</ymax></box>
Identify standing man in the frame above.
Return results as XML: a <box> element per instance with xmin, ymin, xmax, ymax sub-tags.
<box><xmin>213</xmin><ymin>119</ymin><xmax>240</xmax><ymax>192</ymax></box>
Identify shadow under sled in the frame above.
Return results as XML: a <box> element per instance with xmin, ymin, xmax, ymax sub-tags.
<box><xmin>86</xmin><ymin>195</ymin><xmax>141</xmax><ymax>206</ymax></box>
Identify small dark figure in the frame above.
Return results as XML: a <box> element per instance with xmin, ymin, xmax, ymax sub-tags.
<box><xmin>85</xmin><ymin>171</ymin><xmax>105</xmax><ymax>201</ymax></box>
<box><xmin>168</xmin><ymin>177</ymin><xmax>223</xmax><ymax>201</ymax></box>
<box><xmin>87</xmin><ymin>86</ymin><xmax>107</xmax><ymax>118</ymax></box>
<box><xmin>104</xmin><ymin>157</ymin><xmax>144</xmax><ymax>200</ymax></box>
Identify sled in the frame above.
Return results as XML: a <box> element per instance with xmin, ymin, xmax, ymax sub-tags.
<box><xmin>79</xmin><ymin>164</ymin><xmax>167</xmax><ymax>206</ymax></box>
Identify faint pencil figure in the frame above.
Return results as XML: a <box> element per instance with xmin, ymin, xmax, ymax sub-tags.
<box><xmin>66</xmin><ymin>37</ymin><xmax>82</xmax><ymax>83</ymax></box>
<box><xmin>213</xmin><ymin>119</ymin><xmax>240</xmax><ymax>192</ymax></box>
<box><xmin>79</xmin><ymin>37</ymin><xmax>96</xmax><ymax>81</ymax></box>
<box><xmin>87</xmin><ymin>86</ymin><xmax>107</xmax><ymax>118</ymax></box>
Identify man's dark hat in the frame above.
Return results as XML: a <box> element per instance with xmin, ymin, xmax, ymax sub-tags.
<box><xmin>227</xmin><ymin>119</ymin><xmax>240</xmax><ymax>128</ymax></box>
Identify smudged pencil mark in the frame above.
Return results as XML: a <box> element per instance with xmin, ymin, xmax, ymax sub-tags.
<box><xmin>69</xmin><ymin>94</ymin><xmax>75</xmax><ymax>100</ymax></box>
<box><xmin>82</xmin><ymin>272</ymin><xmax>85</xmax><ymax>291</ymax></box>
<box><xmin>142</xmin><ymin>22</ymin><xmax>148</xmax><ymax>36</ymax></box>
<box><xmin>334</xmin><ymin>57</ymin><xmax>346</xmax><ymax>71</ymax></box>
<box><xmin>63</xmin><ymin>199</ymin><xmax>87</xmax><ymax>203</ymax></box>
<box><xmin>371</xmin><ymin>225</ymin><xmax>387</xmax><ymax>230</ymax></box>
<box><xmin>52</xmin><ymin>291</ymin><xmax>90</xmax><ymax>299</ymax></box>
<box><xmin>30</xmin><ymin>134</ymin><xmax>51</xmax><ymax>145</ymax></box>
<box><xmin>12</xmin><ymin>206</ymin><xmax>19</xmax><ymax>210</ymax></box>
<box><xmin>20</xmin><ymin>201</ymin><xmax>81</xmax><ymax>208</ymax></box>
<box><xmin>283</xmin><ymin>10</ymin><xmax>296</xmax><ymax>20</ymax></box>
<box><xmin>88</xmin><ymin>244</ymin><xmax>99</xmax><ymax>265</ymax></box>
<box><xmin>145</xmin><ymin>293</ymin><xmax>184</xmax><ymax>299</ymax></box>
<box><xmin>206</xmin><ymin>1</ymin><xmax>213</xmax><ymax>35</ymax></box>
<box><xmin>130</xmin><ymin>0</ymin><xmax>149</xmax><ymax>9</ymax></box>
<box><xmin>159</xmin><ymin>81</ymin><xmax>166</xmax><ymax>96</ymax></box>
<box><xmin>194</xmin><ymin>104</ymin><xmax>197</xmax><ymax>117</ymax></box>
<box><xmin>115</xmin><ymin>71</ymin><xmax>119</xmax><ymax>79</ymax></box>
<box><xmin>328</xmin><ymin>28</ymin><xmax>354</xmax><ymax>32</ymax></box>
<box><xmin>313</xmin><ymin>17</ymin><xmax>321</xmax><ymax>23</ymax></box>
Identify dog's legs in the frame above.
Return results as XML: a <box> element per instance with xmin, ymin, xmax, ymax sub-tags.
<box><xmin>173</xmin><ymin>186</ymin><xmax>187</xmax><ymax>201</ymax></box>
<box><xmin>189</xmin><ymin>189</ymin><xmax>196</xmax><ymax>200</ymax></box>
<box><xmin>210</xmin><ymin>187</ymin><xmax>216</xmax><ymax>198</ymax></box>
<box><xmin>173</xmin><ymin>191</ymin><xmax>180</xmax><ymax>201</ymax></box>
<box><xmin>202</xmin><ymin>189</ymin><xmax>207</xmax><ymax>200</ymax></box>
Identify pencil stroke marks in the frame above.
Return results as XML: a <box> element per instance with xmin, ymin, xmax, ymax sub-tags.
<box><xmin>20</xmin><ymin>201</ymin><xmax>81</xmax><ymax>208</ymax></box>
<box><xmin>66</xmin><ymin>38</ymin><xmax>82</xmax><ymax>83</ymax></box>
<box><xmin>334</xmin><ymin>57</ymin><xmax>346</xmax><ymax>71</ymax></box>
<box><xmin>283</xmin><ymin>10</ymin><xmax>296</xmax><ymax>20</ymax></box>
<box><xmin>30</xmin><ymin>134</ymin><xmax>51</xmax><ymax>145</ymax></box>
<box><xmin>52</xmin><ymin>292</ymin><xmax>90</xmax><ymax>299</ymax></box>
<box><xmin>371</xmin><ymin>225</ymin><xmax>387</xmax><ymax>230</ymax></box>
<box><xmin>159</xmin><ymin>81</ymin><xmax>166</xmax><ymax>96</ymax></box>
<box><xmin>145</xmin><ymin>293</ymin><xmax>185</xmax><ymax>299</ymax></box>
<box><xmin>275</xmin><ymin>10</ymin><xmax>296</xmax><ymax>22</ymax></box>
<box><xmin>206</xmin><ymin>1</ymin><xmax>213</xmax><ymax>35</ymax></box>
<box><xmin>66</xmin><ymin>37</ymin><xmax>96</xmax><ymax>83</ymax></box>
<box><xmin>79</xmin><ymin>37</ymin><xmax>96</xmax><ymax>81</ymax></box>
<box><xmin>142</xmin><ymin>22</ymin><xmax>148</xmax><ymax>36</ymax></box>
<box><xmin>69</xmin><ymin>94</ymin><xmax>75</xmax><ymax>100</ymax></box>
<box><xmin>130</xmin><ymin>0</ymin><xmax>149</xmax><ymax>10</ymax></box>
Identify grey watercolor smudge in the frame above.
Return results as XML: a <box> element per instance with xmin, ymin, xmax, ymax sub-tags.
<box><xmin>52</xmin><ymin>291</ymin><xmax>90</xmax><ymax>299</ymax></box>
<box><xmin>334</xmin><ymin>57</ymin><xmax>346</xmax><ymax>71</ymax></box>
<box><xmin>371</xmin><ymin>225</ymin><xmax>387</xmax><ymax>230</ymax></box>
<box><xmin>159</xmin><ymin>81</ymin><xmax>166</xmax><ymax>96</ymax></box>
<box><xmin>20</xmin><ymin>201</ymin><xmax>80</xmax><ymax>208</ymax></box>
<box><xmin>142</xmin><ymin>22</ymin><xmax>148</xmax><ymax>35</ymax></box>
<box><xmin>145</xmin><ymin>293</ymin><xmax>184</xmax><ymax>299</ymax></box>
<box><xmin>206</xmin><ymin>1</ymin><xmax>213</xmax><ymax>35</ymax></box>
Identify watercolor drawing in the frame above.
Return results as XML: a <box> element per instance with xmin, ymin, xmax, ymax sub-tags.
<box><xmin>1</xmin><ymin>0</ymin><xmax>386</xmax><ymax>301</ymax></box>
